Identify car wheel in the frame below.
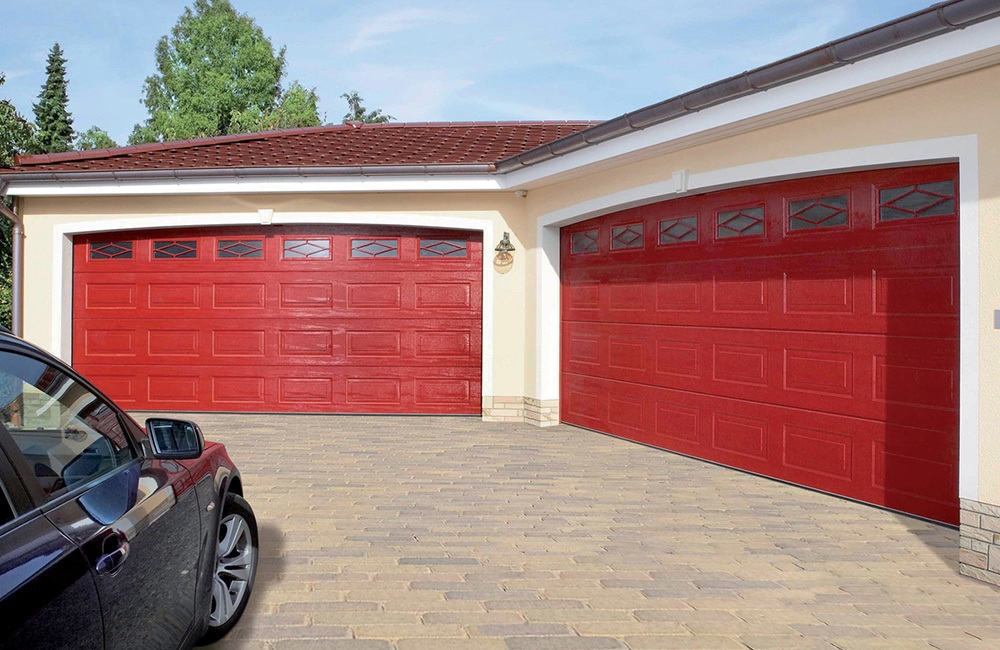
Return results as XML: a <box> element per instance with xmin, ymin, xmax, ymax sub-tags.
<box><xmin>198</xmin><ymin>493</ymin><xmax>258</xmax><ymax>644</ymax></box>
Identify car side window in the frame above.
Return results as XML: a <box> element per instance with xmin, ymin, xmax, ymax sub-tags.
<box><xmin>0</xmin><ymin>350</ymin><xmax>137</xmax><ymax>499</ymax></box>
<box><xmin>0</xmin><ymin>484</ymin><xmax>13</xmax><ymax>526</ymax></box>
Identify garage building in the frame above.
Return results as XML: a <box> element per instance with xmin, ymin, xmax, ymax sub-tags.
<box><xmin>3</xmin><ymin>0</ymin><xmax>1000</xmax><ymax>585</ymax></box>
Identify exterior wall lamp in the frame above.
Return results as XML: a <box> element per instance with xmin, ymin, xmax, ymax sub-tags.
<box><xmin>494</xmin><ymin>231</ymin><xmax>515</xmax><ymax>274</ymax></box>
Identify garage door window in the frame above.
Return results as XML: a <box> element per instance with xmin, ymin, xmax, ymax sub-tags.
<box><xmin>90</xmin><ymin>241</ymin><xmax>133</xmax><ymax>260</ymax></box>
<box><xmin>153</xmin><ymin>240</ymin><xmax>197</xmax><ymax>259</ymax></box>
<box><xmin>658</xmin><ymin>217</ymin><xmax>698</xmax><ymax>244</ymax></box>
<box><xmin>351</xmin><ymin>239</ymin><xmax>398</xmax><ymax>258</ymax></box>
<box><xmin>717</xmin><ymin>206</ymin><xmax>764</xmax><ymax>238</ymax></box>
<box><xmin>217</xmin><ymin>239</ymin><xmax>263</xmax><ymax>258</ymax></box>
<box><xmin>570</xmin><ymin>230</ymin><xmax>599</xmax><ymax>254</ymax></box>
<box><xmin>611</xmin><ymin>224</ymin><xmax>643</xmax><ymax>250</ymax></box>
<box><xmin>879</xmin><ymin>180</ymin><xmax>956</xmax><ymax>222</ymax></box>
<box><xmin>283</xmin><ymin>239</ymin><xmax>330</xmax><ymax>259</ymax></box>
<box><xmin>419</xmin><ymin>239</ymin><xmax>467</xmax><ymax>257</ymax></box>
<box><xmin>788</xmin><ymin>195</ymin><xmax>848</xmax><ymax>231</ymax></box>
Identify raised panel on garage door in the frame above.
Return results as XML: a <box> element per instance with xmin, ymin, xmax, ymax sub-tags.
<box><xmin>73</xmin><ymin>226</ymin><xmax>482</xmax><ymax>414</ymax></box>
<box><xmin>561</xmin><ymin>164</ymin><xmax>959</xmax><ymax>524</ymax></box>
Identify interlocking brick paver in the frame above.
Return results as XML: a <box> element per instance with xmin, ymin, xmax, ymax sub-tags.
<box><xmin>137</xmin><ymin>412</ymin><xmax>1000</xmax><ymax>650</ymax></box>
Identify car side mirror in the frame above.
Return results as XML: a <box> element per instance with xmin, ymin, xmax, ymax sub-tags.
<box><xmin>145</xmin><ymin>419</ymin><xmax>205</xmax><ymax>460</ymax></box>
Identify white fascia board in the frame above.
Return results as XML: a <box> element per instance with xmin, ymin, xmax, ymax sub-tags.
<box><xmin>505</xmin><ymin>18</ymin><xmax>1000</xmax><ymax>188</ymax></box>
<box><xmin>6</xmin><ymin>174</ymin><xmax>505</xmax><ymax>197</ymax></box>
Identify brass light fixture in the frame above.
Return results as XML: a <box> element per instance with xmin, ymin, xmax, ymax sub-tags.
<box><xmin>494</xmin><ymin>231</ymin><xmax>515</xmax><ymax>274</ymax></box>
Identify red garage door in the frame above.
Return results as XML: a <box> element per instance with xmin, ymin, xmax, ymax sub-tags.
<box><xmin>73</xmin><ymin>226</ymin><xmax>482</xmax><ymax>414</ymax></box>
<box><xmin>561</xmin><ymin>164</ymin><xmax>960</xmax><ymax>524</ymax></box>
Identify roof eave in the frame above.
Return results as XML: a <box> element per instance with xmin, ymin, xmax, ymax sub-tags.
<box><xmin>0</xmin><ymin>163</ymin><xmax>498</xmax><ymax>184</ymax></box>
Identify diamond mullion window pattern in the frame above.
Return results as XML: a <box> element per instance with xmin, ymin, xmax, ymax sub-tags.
<box><xmin>788</xmin><ymin>194</ymin><xmax>848</xmax><ymax>231</ymax></box>
<box><xmin>658</xmin><ymin>216</ymin><xmax>698</xmax><ymax>244</ymax></box>
<box><xmin>351</xmin><ymin>239</ymin><xmax>399</xmax><ymax>258</ymax></box>
<box><xmin>570</xmin><ymin>230</ymin><xmax>599</xmax><ymax>254</ymax></box>
<box><xmin>717</xmin><ymin>207</ymin><xmax>764</xmax><ymax>238</ymax></box>
<box><xmin>879</xmin><ymin>180</ymin><xmax>956</xmax><ymax>222</ymax></box>
<box><xmin>153</xmin><ymin>240</ymin><xmax>197</xmax><ymax>259</ymax></box>
<box><xmin>419</xmin><ymin>239</ymin><xmax>468</xmax><ymax>257</ymax></box>
<box><xmin>610</xmin><ymin>223</ymin><xmax>644</xmax><ymax>250</ymax></box>
<box><xmin>217</xmin><ymin>239</ymin><xmax>263</xmax><ymax>258</ymax></box>
<box><xmin>283</xmin><ymin>239</ymin><xmax>331</xmax><ymax>259</ymax></box>
<box><xmin>90</xmin><ymin>241</ymin><xmax>133</xmax><ymax>260</ymax></box>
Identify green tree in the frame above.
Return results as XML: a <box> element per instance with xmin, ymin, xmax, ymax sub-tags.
<box><xmin>130</xmin><ymin>0</ymin><xmax>320</xmax><ymax>143</ymax></box>
<box><xmin>75</xmin><ymin>126</ymin><xmax>118</xmax><ymax>150</ymax></box>
<box><xmin>0</xmin><ymin>73</ymin><xmax>30</xmax><ymax>329</ymax></box>
<box><xmin>1</xmin><ymin>74</ymin><xmax>35</xmax><ymax>167</ymax></box>
<box><xmin>341</xmin><ymin>91</ymin><xmax>393</xmax><ymax>124</ymax></box>
<box><xmin>31</xmin><ymin>43</ymin><xmax>74</xmax><ymax>153</ymax></box>
<box><xmin>229</xmin><ymin>81</ymin><xmax>322</xmax><ymax>133</ymax></box>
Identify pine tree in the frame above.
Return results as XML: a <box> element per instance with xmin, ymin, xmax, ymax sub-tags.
<box><xmin>32</xmin><ymin>43</ymin><xmax>74</xmax><ymax>153</ymax></box>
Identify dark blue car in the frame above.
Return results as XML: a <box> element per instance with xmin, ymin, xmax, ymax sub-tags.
<box><xmin>0</xmin><ymin>330</ymin><xmax>258</xmax><ymax>648</ymax></box>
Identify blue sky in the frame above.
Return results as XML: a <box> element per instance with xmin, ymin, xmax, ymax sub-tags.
<box><xmin>1</xmin><ymin>0</ymin><xmax>931</xmax><ymax>145</ymax></box>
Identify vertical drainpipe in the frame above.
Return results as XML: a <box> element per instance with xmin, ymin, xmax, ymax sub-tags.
<box><xmin>0</xmin><ymin>193</ymin><xmax>24</xmax><ymax>337</ymax></box>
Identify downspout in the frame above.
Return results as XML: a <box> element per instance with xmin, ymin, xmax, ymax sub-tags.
<box><xmin>0</xmin><ymin>193</ymin><xmax>24</xmax><ymax>337</ymax></box>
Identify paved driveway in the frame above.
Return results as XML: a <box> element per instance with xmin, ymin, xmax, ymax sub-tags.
<box><xmin>145</xmin><ymin>413</ymin><xmax>1000</xmax><ymax>649</ymax></box>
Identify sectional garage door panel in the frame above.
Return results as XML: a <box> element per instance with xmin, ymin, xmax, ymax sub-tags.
<box><xmin>560</xmin><ymin>165</ymin><xmax>960</xmax><ymax>524</ymax></box>
<box><xmin>73</xmin><ymin>226</ymin><xmax>482</xmax><ymax>414</ymax></box>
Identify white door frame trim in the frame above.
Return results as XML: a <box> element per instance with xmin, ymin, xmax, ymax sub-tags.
<box><xmin>534</xmin><ymin>135</ymin><xmax>979</xmax><ymax>500</ymax></box>
<box><xmin>52</xmin><ymin>212</ymin><xmax>495</xmax><ymax>399</ymax></box>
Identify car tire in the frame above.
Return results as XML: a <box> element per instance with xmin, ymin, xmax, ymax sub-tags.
<box><xmin>198</xmin><ymin>493</ymin><xmax>258</xmax><ymax>645</ymax></box>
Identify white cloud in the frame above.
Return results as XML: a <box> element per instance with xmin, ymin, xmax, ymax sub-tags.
<box><xmin>345</xmin><ymin>8</ymin><xmax>460</xmax><ymax>53</ymax></box>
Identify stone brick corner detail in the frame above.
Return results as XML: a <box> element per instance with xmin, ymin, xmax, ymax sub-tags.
<box><xmin>959</xmin><ymin>497</ymin><xmax>1000</xmax><ymax>587</ymax></box>
<box><xmin>481</xmin><ymin>396</ymin><xmax>559</xmax><ymax>427</ymax></box>
<box><xmin>524</xmin><ymin>397</ymin><xmax>559</xmax><ymax>427</ymax></box>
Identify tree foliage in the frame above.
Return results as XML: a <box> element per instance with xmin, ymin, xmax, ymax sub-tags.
<box><xmin>1</xmin><ymin>74</ymin><xmax>34</xmax><ymax>167</ymax></box>
<box><xmin>31</xmin><ymin>43</ymin><xmax>74</xmax><ymax>154</ymax></box>
<box><xmin>0</xmin><ymin>73</ymin><xmax>26</xmax><ymax>329</ymax></box>
<box><xmin>130</xmin><ymin>0</ymin><xmax>321</xmax><ymax>143</ymax></box>
<box><xmin>341</xmin><ymin>91</ymin><xmax>393</xmax><ymax>124</ymax></box>
<box><xmin>229</xmin><ymin>81</ymin><xmax>322</xmax><ymax>133</ymax></box>
<box><xmin>75</xmin><ymin>126</ymin><xmax>118</xmax><ymax>150</ymax></box>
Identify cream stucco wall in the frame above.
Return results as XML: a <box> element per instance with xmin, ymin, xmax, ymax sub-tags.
<box><xmin>15</xmin><ymin>61</ymin><xmax>1000</xmax><ymax>506</ymax></box>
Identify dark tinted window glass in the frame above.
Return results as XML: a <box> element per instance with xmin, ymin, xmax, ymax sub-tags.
<box><xmin>283</xmin><ymin>239</ymin><xmax>330</xmax><ymax>259</ymax></box>
<box><xmin>789</xmin><ymin>194</ymin><xmax>848</xmax><ymax>231</ymax></box>
<box><xmin>610</xmin><ymin>224</ymin><xmax>643</xmax><ymax>250</ymax></box>
<box><xmin>0</xmin><ymin>487</ymin><xmax>13</xmax><ymax>526</ymax></box>
<box><xmin>419</xmin><ymin>239</ymin><xmax>467</xmax><ymax>257</ymax></box>
<box><xmin>879</xmin><ymin>180</ymin><xmax>956</xmax><ymax>221</ymax></box>
<box><xmin>218</xmin><ymin>240</ymin><xmax>263</xmax><ymax>258</ymax></box>
<box><xmin>659</xmin><ymin>217</ymin><xmax>697</xmax><ymax>244</ymax></box>
<box><xmin>153</xmin><ymin>240</ymin><xmax>197</xmax><ymax>259</ymax></box>
<box><xmin>717</xmin><ymin>207</ymin><xmax>764</xmax><ymax>238</ymax></box>
<box><xmin>90</xmin><ymin>242</ymin><xmax>133</xmax><ymax>260</ymax></box>
<box><xmin>570</xmin><ymin>230</ymin><xmax>598</xmax><ymax>254</ymax></box>
<box><xmin>351</xmin><ymin>239</ymin><xmax>399</xmax><ymax>258</ymax></box>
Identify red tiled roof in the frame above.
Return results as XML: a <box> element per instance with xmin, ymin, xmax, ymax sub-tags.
<box><xmin>7</xmin><ymin>122</ymin><xmax>598</xmax><ymax>173</ymax></box>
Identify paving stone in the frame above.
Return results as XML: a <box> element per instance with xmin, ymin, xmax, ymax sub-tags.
<box><xmin>146</xmin><ymin>412</ymin><xmax>1000</xmax><ymax>650</ymax></box>
<box><xmin>504</xmin><ymin>637</ymin><xmax>624</xmax><ymax>649</ymax></box>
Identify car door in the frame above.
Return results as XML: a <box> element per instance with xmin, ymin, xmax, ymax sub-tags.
<box><xmin>0</xmin><ymin>441</ymin><xmax>104</xmax><ymax>650</ymax></box>
<box><xmin>0</xmin><ymin>347</ymin><xmax>204</xmax><ymax>650</ymax></box>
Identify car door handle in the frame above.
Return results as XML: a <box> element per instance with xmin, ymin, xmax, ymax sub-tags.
<box><xmin>95</xmin><ymin>535</ymin><xmax>130</xmax><ymax>575</ymax></box>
